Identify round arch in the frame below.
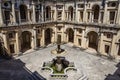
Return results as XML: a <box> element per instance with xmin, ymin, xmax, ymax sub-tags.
<box><xmin>92</xmin><ymin>5</ymin><xmax>100</xmax><ymax>22</ymax></box>
<box><xmin>21</xmin><ymin>31</ymin><xmax>32</xmax><ymax>52</ymax></box>
<box><xmin>45</xmin><ymin>28</ymin><xmax>53</xmax><ymax>45</ymax></box>
<box><xmin>68</xmin><ymin>6</ymin><xmax>74</xmax><ymax>21</ymax></box>
<box><xmin>87</xmin><ymin>31</ymin><xmax>98</xmax><ymax>50</ymax></box>
<box><xmin>19</xmin><ymin>4</ymin><xmax>27</xmax><ymax>22</ymax></box>
<box><xmin>66</xmin><ymin>28</ymin><xmax>74</xmax><ymax>43</ymax></box>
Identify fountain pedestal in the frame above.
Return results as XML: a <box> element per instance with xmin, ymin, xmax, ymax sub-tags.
<box><xmin>51</xmin><ymin>35</ymin><xmax>66</xmax><ymax>54</ymax></box>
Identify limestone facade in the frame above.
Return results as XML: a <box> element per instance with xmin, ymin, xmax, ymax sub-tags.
<box><xmin>0</xmin><ymin>0</ymin><xmax>120</xmax><ymax>59</ymax></box>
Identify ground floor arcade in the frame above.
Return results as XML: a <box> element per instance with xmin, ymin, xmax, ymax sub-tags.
<box><xmin>0</xmin><ymin>24</ymin><xmax>120</xmax><ymax>59</ymax></box>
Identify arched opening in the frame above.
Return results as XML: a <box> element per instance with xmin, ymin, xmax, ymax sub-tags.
<box><xmin>19</xmin><ymin>5</ymin><xmax>27</xmax><ymax>22</ymax></box>
<box><xmin>118</xmin><ymin>39</ymin><xmax>120</xmax><ymax>56</ymax></box>
<box><xmin>0</xmin><ymin>37</ymin><xmax>11</xmax><ymax>59</ymax></box>
<box><xmin>67</xmin><ymin>28</ymin><xmax>74</xmax><ymax>43</ymax></box>
<box><xmin>46</xmin><ymin>6</ymin><xmax>51</xmax><ymax>20</ymax></box>
<box><xmin>87</xmin><ymin>31</ymin><xmax>98</xmax><ymax>50</ymax></box>
<box><xmin>92</xmin><ymin>5</ymin><xmax>100</xmax><ymax>22</ymax></box>
<box><xmin>21</xmin><ymin>31</ymin><xmax>32</xmax><ymax>52</ymax></box>
<box><xmin>45</xmin><ymin>28</ymin><xmax>52</xmax><ymax>45</ymax></box>
<box><xmin>68</xmin><ymin>6</ymin><xmax>74</xmax><ymax>21</ymax></box>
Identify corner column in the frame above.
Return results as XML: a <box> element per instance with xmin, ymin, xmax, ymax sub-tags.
<box><xmin>15</xmin><ymin>31</ymin><xmax>21</xmax><ymax>54</ymax></box>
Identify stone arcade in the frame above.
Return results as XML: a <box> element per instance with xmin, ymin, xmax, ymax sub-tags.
<box><xmin>0</xmin><ymin>0</ymin><xmax>120</xmax><ymax>59</ymax></box>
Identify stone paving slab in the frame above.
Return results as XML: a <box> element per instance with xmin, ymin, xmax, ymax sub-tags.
<box><xmin>0</xmin><ymin>44</ymin><xmax>118</xmax><ymax>80</ymax></box>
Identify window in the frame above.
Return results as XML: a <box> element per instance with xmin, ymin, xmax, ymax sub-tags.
<box><xmin>100</xmin><ymin>12</ymin><xmax>104</xmax><ymax>23</ymax></box>
<box><xmin>9</xmin><ymin>44</ymin><xmax>15</xmax><ymax>53</ymax></box>
<box><xmin>9</xmin><ymin>33</ymin><xmax>14</xmax><ymax>38</ymax></box>
<box><xmin>78</xmin><ymin>29</ymin><xmax>82</xmax><ymax>33</ymax></box>
<box><xmin>78</xmin><ymin>4</ymin><xmax>84</xmax><ymax>8</ymax></box>
<box><xmin>104</xmin><ymin>33</ymin><xmax>113</xmax><ymax>39</ymax></box>
<box><xmin>78</xmin><ymin>39</ymin><xmax>81</xmax><ymax>46</ymax></box>
<box><xmin>109</xmin><ymin>11</ymin><xmax>115</xmax><ymax>24</ymax></box>
<box><xmin>105</xmin><ymin>45</ymin><xmax>110</xmax><ymax>54</ymax></box>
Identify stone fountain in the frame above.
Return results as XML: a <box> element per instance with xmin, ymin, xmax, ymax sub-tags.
<box><xmin>51</xmin><ymin>35</ymin><xmax>66</xmax><ymax>54</ymax></box>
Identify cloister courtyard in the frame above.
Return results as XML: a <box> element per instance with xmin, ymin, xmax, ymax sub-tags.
<box><xmin>0</xmin><ymin>43</ymin><xmax>119</xmax><ymax>80</ymax></box>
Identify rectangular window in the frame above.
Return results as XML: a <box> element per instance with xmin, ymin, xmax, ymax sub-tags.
<box><xmin>9</xmin><ymin>33</ymin><xmax>14</xmax><ymax>38</ymax></box>
<box><xmin>105</xmin><ymin>45</ymin><xmax>110</xmax><ymax>54</ymax></box>
<box><xmin>87</xmin><ymin>12</ymin><xmax>90</xmax><ymax>22</ymax></box>
<box><xmin>109</xmin><ymin>11</ymin><xmax>115</xmax><ymax>24</ymax></box>
<box><xmin>101</xmin><ymin>12</ymin><xmax>104</xmax><ymax>23</ymax></box>
<box><xmin>9</xmin><ymin>44</ymin><xmax>15</xmax><ymax>53</ymax></box>
<box><xmin>78</xmin><ymin>39</ymin><xmax>81</xmax><ymax>46</ymax></box>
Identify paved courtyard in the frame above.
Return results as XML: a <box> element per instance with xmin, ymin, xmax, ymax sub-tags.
<box><xmin>0</xmin><ymin>44</ymin><xmax>119</xmax><ymax>80</ymax></box>
<box><xmin>17</xmin><ymin>44</ymin><xmax>118</xmax><ymax>80</ymax></box>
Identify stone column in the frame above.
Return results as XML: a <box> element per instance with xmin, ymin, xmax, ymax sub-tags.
<box><xmin>110</xmin><ymin>35</ymin><xmax>117</xmax><ymax>58</ymax></box>
<box><xmin>41</xmin><ymin>28</ymin><xmax>45</xmax><ymax>47</ymax></box>
<box><xmin>2</xmin><ymin>31</ymin><xmax>10</xmax><ymax>54</ymax></box>
<box><xmin>33</xmin><ymin>27</ymin><xmax>37</xmax><ymax>50</ymax></box>
<box><xmin>74</xmin><ymin>28</ymin><xmax>77</xmax><ymax>46</ymax></box>
<box><xmin>32</xmin><ymin>2</ymin><xmax>36</xmax><ymax>23</ymax></box>
<box><xmin>81</xmin><ymin>29</ymin><xmax>86</xmax><ymax>48</ymax></box>
<box><xmin>62</xmin><ymin>6</ymin><xmax>65</xmax><ymax>21</ymax></box>
<box><xmin>89</xmin><ymin>11</ymin><xmax>92</xmax><ymax>22</ymax></box>
<box><xmin>15</xmin><ymin>31</ymin><xmax>21</xmax><ymax>54</ymax></box>
<box><xmin>98</xmin><ymin>33</ymin><xmax>104</xmax><ymax>54</ymax></box>
<box><xmin>116</xmin><ymin>2</ymin><xmax>120</xmax><ymax>24</ymax></box>
<box><xmin>103</xmin><ymin>1</ymin><xmax>108</xmax><ymax>24</ymax></box>
<box><xmin>54</xmin><ymin>27</ymin><xmax>57</xmax><ymax>43</ymax></box>
<box><xmin>12</xmin><ymin>0</ymin><xmax>16</xmax><ymax>24</ymax></box>
<box><xmin>50</xmin><ymin>11</ymin><xmax>52</xmax><ymax>21</ymax></box>
<box><xmin>41</xmin><ymin>4</ymin><xmax>44</xmax><ymax>22</ymax></box>
<box><xmin>0</xmin><ymin>1</ymin><xmax>3</xmax><ymax>26</ymax></box>
<box><xmin>76</xmin><ymin>10</ymin><xmax>79</xmax><ymax>22</ymax></box>
<box><xmin>83</xmin><ymin>3</ymin><xmax>87</xmax><ymax>22</ymax></box>
<box><xmin>54</xmin><ymin>7</ymin><xmax>57</xmax><ymax>21</ymax></box>
<box><xmin>98</xmin><ymin>11</ymin><xmax>101</xmax><ymax>23</ymax></box>
<box><xmin>27</xmin><ymin>9</ymin><xmax>31</xmax><ymax>23</ymax></box>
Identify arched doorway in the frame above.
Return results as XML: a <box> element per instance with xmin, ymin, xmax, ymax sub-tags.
<box><xmin>92</xmin><ymin>5</ymin><xmax>100</xmax><ymax>22</ymax></box>
<box><xmin>46</xmin><ymin>6</ymin><xmax>51</xmax><ymax>20</ymax></box>
<box><xmin>45</xmin><ymin>28</ymin><xmax>52</xmax><ymax>45</ymax></box>
<box><xmin>87</xmin><ymin>31</ymin><xmax>98</xmax><ymax>50</ymax></box>
<box><xmin>21</xmin><ymin>31</ymin><xmax>32</xmax><ymax>52</ymax></box>
<box><xmin>19</xmin><ymin>5</ymin><xmax>27</xmax><ymax>22</ymax></box>
<box><xmin>68</xmin><ymin>6</ymin><xmax>74</xmax><ymax>21</ymax></box>
<box><xmin>67</xmin><ymin>28</ymin><xmax>74</xmax><ymax>43</ymax></box>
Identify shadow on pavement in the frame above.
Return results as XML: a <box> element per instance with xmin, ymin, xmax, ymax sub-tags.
<box><xmin>0</xmin><ymin>58</ymin><xmax>46</xmax><ymax>80</ymax></box>
<box><xmin>105</xmin><ymin>62</ymin><xmax>120</xmax><ymax>80</ymax></box>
